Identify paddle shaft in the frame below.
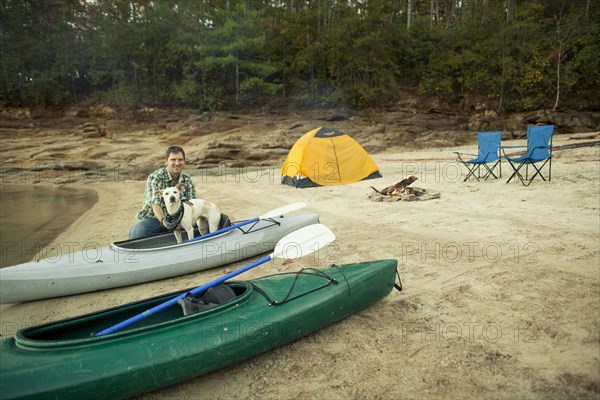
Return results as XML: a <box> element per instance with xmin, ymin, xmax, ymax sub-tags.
<box><xmin>185</xmin><ymin>202</ymin><xmax>306</xmax><ymax>243</ymax></box>
<box><xmin>95</xmin><ymin>223</ymin><xmax>334</xmax><ymax>337</ymax></box>
<box><xmin>185</xmin><ymin>217</ymin><xmax>258</xmax><ymax>243</ymax></box>
<box><xmin>95</xmin><ymin>254</ymin><xmax>272</xmax><ymax>336</ymax></box>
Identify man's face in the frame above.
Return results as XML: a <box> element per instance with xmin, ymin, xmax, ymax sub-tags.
<box><xmin>165</xmin><ymin>152</ymin><xmax>185</xmax><ymax>176</ymax></box>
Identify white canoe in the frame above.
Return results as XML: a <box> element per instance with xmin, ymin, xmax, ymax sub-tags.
<box><xmin>0</xmin><ymin>214</ymin><xmax>319</xmax><ymax>303</ymax></box>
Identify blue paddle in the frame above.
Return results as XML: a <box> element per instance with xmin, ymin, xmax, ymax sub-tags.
<box><xmin>184</xmin><ymin>201</ymin><xmax>307</xmax><ymax>242</ymax></box>
<box><xmin>95</xmin><ymin>223</ymin><xmax>335</xmax><ymax>337</ymax></box>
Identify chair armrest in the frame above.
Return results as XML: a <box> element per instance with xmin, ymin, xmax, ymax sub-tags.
<box><xmin>500</xmin><ymin>146</ymin><xmax>520</xmax><ymax>157</ymax></box>
<box><xmin>453</xmin><ymin>151</ymin><xmax>477</xmax><ymax>156</ymax></box>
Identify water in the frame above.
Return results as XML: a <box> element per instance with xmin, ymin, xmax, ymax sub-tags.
<box><xmin>0</xmin><ymin>185</ymin><xmax>98</xmax><ymax>268</ymax></box>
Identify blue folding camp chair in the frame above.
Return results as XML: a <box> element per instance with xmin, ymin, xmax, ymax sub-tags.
<box><xmin>454</xmin><ymin>131</ymin><xmax>502</xmax><ymax>182</ymax></box>
<box><xmin>502</xmin><ymin>125</ymin><xmax>554</xmax><ymax>186</ymax></box>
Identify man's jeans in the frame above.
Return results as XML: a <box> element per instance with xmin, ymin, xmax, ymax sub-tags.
<box><xmin>128</xmin><ymin>218</ymin><xmax>170</xmax><ymax>239</ymax></box>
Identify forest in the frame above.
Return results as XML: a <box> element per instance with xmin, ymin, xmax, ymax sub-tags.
<box><xmin>1</xmin><ymin>0</ymin><xmax>599</xmax><ymax>112</ymax></box>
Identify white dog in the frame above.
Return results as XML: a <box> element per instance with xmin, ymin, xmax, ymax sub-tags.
<box><xmin>157</xmin><ymin>183</ymin><xmax>221</xmax><ymax>244</ymax></box>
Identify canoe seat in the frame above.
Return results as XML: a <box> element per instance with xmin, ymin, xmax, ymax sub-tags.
<box><xmin>218</xmin><ymin>214</ymin><xmax>232</xmax><ymax>230</ymax></box>
<box><xmin>178</xmin><ymin>284</ymin><xmax>237</xmax><ymax>316</ymax></box>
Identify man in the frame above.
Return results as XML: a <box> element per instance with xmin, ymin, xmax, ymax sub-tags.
<box><xmin>128</xmin><ymin>146</ymin><xmax>197</xmax><ymax>239</ymax></box>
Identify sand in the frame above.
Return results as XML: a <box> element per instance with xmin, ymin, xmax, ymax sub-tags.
<box><xmin>0</xmin><ymin>132</ymin><xmax>599</xmax><ymax>399</ymax></box>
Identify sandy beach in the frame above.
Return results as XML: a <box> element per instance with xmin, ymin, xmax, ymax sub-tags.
<box><xmin>0</xmin><ymin>121</ymin><xmax>599</xmax><ymax>398</ymax></box>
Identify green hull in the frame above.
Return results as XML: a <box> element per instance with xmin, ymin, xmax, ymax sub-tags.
<box><xmin>0</xmin><ymin>259</ymin><xmax>399</xmax><ymax>400</ymax></box>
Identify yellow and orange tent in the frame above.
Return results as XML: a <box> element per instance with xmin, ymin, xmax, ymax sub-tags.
<box><xmin>281</xmin><ymin>127</ymin><xmax>382</xmax><ymax>188</ymax></box>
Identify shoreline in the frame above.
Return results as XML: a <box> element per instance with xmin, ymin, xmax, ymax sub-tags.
<box><xmin>0</xmin><ymin>184</ymin><xmax>99</xmax><ymax>268</ymax></box>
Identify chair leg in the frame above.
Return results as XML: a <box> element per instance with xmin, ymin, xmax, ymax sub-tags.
<box><xmin>482</xmin><ymin>160</ymin><xmax>501</xmax><ymax>180</ymax></box>
<box><xmin>505</xmin><ymin>159</ymin><xmax>519</xmax><ymax>183</ymax></box>
<box><xmin>506</xmin><ymin>159</ymin><xmax>528</xmax><ymax>186</ymax></box>
<box><xmin>464</xmin><ymin>165</ymin><xmax>480</xmax><ymax>182</ymax></box>
<box><xmin>528</xmin><ymin>166</ymin><xmax>546</xmax><ymax>182</ymax></box>
<box><xmin>507</xmin><ymin>158</ymin><xmax>552</xmax><ymax>186</ymax></box>
<box><xmin>515</xmin><ymin>165</ymin><xmax>528</xmax><ymax>186</ymax></box>
<box><xmin>499</xmin><ymin>158</ymin><xmax>502</xmax><ymax>178</ymax></box>
<box><xmin>456</xmin><ymin>156</ymin><xmax>480</xmax><ymax>182</ymax></box>
<box><xmin>482</xmin><ymin>165</ymin><xmax>496</xmax><ymax>180</ymax></box>
<box><xmin>527</xmin><ymin>159</ymin><xmax>551</xmax><ymax>183</ymax></box>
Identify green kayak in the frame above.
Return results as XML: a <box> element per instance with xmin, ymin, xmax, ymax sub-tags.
<box><xmin>0</xmin><ymin>259</ymin><xmax>400</xmax><ymax>400</ymax></box>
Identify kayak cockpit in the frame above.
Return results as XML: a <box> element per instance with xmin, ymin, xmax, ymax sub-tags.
<box><xmin>110</xmin><ymin>214</ymin><xmax>286</xmax><ymax>251</ymax></box>
<box><xmin>111</xmin><ymin>214</ymin><xmax>233</xmax><ymax>251</ymax></box>
<box><xmin>14</xmin><ymin>283</ymin><xmax>251</xmax><ymax>348</ymax></box>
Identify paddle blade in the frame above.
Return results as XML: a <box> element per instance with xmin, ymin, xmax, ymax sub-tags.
<box><xmin>260</xmin><ymin>202</ymin><xmax>306</xmax><ymax>219</ymax></box>
<box><xmin>271</xmin><ymin>223</ymin><xmax>335</xmax><ymax>260</ymax></box>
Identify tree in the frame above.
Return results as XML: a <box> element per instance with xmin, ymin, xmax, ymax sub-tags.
<box><xmin>548</xmin><ymin>2</ymin><xmax>589</xmax><ymax>111</ymax></box>
<box><xmin>195</xmin><ymin>5</ymin><xmax>281</xmax><ymax>107</ymax></box>
<box><xmin>1</xmin><ymin>0</ymin><xmax>599</xmax><ymax>110</ymax></box>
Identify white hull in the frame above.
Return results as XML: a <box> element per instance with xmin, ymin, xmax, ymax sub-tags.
<box><xmin>0</xmin><ymin>214</ymin><xmax>319</xmax><ymax>303</ymax></box>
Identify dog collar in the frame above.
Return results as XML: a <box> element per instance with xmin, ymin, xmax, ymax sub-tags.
<box><xmin>163</xmin><ymin>207</ymin><xmax>184</xmax><ymax>230</ymax></box>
